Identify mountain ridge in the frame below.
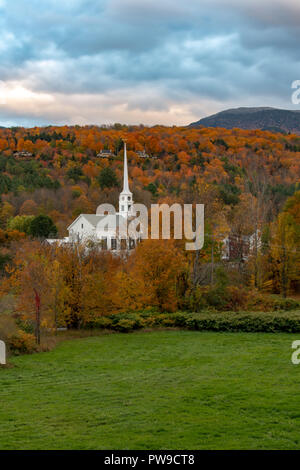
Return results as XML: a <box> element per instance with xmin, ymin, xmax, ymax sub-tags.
<box><xmin>189</xmin><ymin>107</ymin><xmax>300</xmax><ymax>134</ymax></box>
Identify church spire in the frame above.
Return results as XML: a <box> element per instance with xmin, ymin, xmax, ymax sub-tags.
<box><xmin>119</xmin><ymin>139</ymin><xmax>134</xmax><ymax>218</ymax></box>
<box><xmin>123</xmin><ymin>140</ymin><xmax>130</xmax><ymax>192</ymax></box>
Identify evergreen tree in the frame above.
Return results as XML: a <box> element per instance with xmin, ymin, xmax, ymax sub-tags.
<box><xmin>98</xmin><ymin>167</ymin><xmax>118</xmax><ymax>189</ymax></box>
<box><xmin>29</xmin><ymin>215</ymin><xmax>58</xmax><ymax>238</ymax></box>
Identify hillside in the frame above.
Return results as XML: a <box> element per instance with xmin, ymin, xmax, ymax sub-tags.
<box><xmin>189</xmin><ymin>107</ymin><xmax>300</xmax><ymax>134</ymax></box>
<box><xmin>0</xmin><ymin>124</ymin><xmax>299</xmax><ymax>238</ymax></box>
<box><xmin>0</xmin><ymin>124</ymin><xmax>299</xmax><ymax>326</ymax></box>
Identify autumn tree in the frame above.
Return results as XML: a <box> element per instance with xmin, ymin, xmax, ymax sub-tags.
<box><xmin>269</xmin><ymin>192</ymin><xmax>300</xmax><ymax>296</ymax></box>
<box><xmin>4</xmin><ymin>241</ymin><xmax>59</xmax><ymax>340</ymax></box>
<box><xmin>122</xmin><ymin>239</ymin><xmax>188</xmax><ymax>312</ymax></box>
<box><xmin>7</xmin><ymin>215</ymin><xmax>34</xmax><ymax>235</ymax></box>
<box><xmin>270</xmin><ymin>213</ymin><xmax>299</xmax><ymax>297</ymax></box>
<box><xmin>19</xmin><ymin>199</ymin><xmax>38</xmax><ymax>216</ymax></box>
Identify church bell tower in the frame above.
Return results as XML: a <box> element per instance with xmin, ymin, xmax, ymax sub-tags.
<box><xmin>119</xmin><ymin>140</ymin><xmax>134</xmax><ymax>218</ymax></box>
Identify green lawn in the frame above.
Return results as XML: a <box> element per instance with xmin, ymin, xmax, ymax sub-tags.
<box><xmin>0</xmin><ymin>330</ymin><xmax>300</xmax><ymax>450</ymax></box>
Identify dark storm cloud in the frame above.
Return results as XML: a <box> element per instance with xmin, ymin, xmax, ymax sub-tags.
<box><xmin>0</xmin><ymin>0</ymin><xmax>299</xmax><ymax>126</ymax></box>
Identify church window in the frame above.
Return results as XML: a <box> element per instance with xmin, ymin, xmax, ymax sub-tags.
<box><xmin>101</xmin><ymin>237</ymin><xmax>107</xmax><ymax>250</ymax></box>
<box><xmin>128</xmin><ymin>205</ymin><xmax>131</xmax><ymax>210</ymax></box>
<box><xmin>111</xmin><ymin>238</ymin><xmax>117</xmax><ymax>250</ymax></box>
<box><xmin>81</xmin><ymin>223</ymin><xmax>83</xmax><ymax>229</ymax></box>
<box><xmin>129</xmin><ymin>238</ymin><xmax>135</xmax><ymax>249</ymax></box>
<box><xmin>120</xmin><ymin>239</ymin><xmax>127</xmax><ymax>250</ymax></box>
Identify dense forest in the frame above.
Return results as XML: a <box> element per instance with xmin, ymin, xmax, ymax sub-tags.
<box><xmin>0</xmin><ymin>124</ymin><xmax>299</xmax><ymax>338</ymax></box>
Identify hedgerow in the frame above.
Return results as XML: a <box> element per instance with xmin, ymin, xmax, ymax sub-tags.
<box><xmin>83</xmin><ymin>309</ymin><xmax>300</xmax><ymax>333</ymax></box>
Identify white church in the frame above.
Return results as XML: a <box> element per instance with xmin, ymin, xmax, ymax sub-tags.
<box><xmin>48</xmin><ymin>141</ymin><xmax>141</xmax><ymax>251</ymax></box>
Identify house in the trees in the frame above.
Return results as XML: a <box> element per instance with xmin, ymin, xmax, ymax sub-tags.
<box><xmin>222</xmin><ymin>231</ymin><xmax>261</xmax><ymax>262</ymax></box>
<box><xmin>136</xmin><ymin>150</ymin><xmax>150</xmax><ymax>159</ymax></box>
<box><xmin>96</xmin><ymin>149</ymin><xmax>116</xmax><ymax>159</ymax></box>
<box><xmin>14</xmin><ymin>151</ymin><xmax>33</xmax><ymax>159</ymax></box>
<box><xmin>136</xmin><ymin>149</ymin><xmax>157</xmax><ymax>159</ymax></box>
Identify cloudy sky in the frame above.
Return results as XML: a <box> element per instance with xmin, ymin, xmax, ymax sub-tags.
<box><xmin>0</xmin><ymin>0</ymin><xmax>299</xmax><ymax>127</ymax></box>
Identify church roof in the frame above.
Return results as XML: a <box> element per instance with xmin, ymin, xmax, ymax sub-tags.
<box><xmin>67</xmin><ymin>214</ymin><xmax>105</xmax><ymax>230</ymax></box>
<box><xmin>81</xmin><ymin>214</ymin><xmax>106</xmax><ymax>227</ymax></box>
<box><xmin>67</xmin><ymin>213</ymin><xmax>128</xmax><ymax>230</ymax></box>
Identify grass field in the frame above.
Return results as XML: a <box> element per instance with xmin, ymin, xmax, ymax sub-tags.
<box><xmin>0</xmin><ymin>330</ymin><xmax>300</xmax><ymax>450</ymax></box>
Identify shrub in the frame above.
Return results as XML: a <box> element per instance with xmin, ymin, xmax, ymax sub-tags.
<box><xmin>224</xmin><ymin>285</ymin><xmax>249</xmax><ymax>311</ymax></box>
<box><xmin>247</xmin><ymin>294</ymin><xmax>300</xmax><ymax>312</ymax></box>
<box><xmin>179</xmin><ymin>311</ymin><xmax>300</xmax><ymax>333</ymax></box>
<box><xmin>84</xmin><ymin>316</ymin><xmax>114</xmax><ymax>329</ymax></box>
<box><xmin>82</xmin><ymin>310</ymin><xmax>300</xmax><ymax>334</ymax></box>
<box><xmin>188</xmin><ymin>289</ymin><xmax>208</xmax><ymax>312</ymax></box>
<box><xmin>246</xmin><ymin>293</ymin><xmax>274</xmax><ymax>312</ymax></box>
<box><xmin>139</xmin><ymin>316</ymin><xmax>157</xmax><ymax>328</ymax></box>
<box><xmin>8</xmin><ymin>330</ymin><xmax>37</xmax><ymax>354</ymax></box>
<box><xmin>111</xmin><ymin>313</ymin><xmax>143</xmax><ymax>329</ymax></box>
<box><xmin>114</xmin><ymin>319</ymin><xmax>136</xmax><ymax>332</ymax></box>
<box><xmin>204</xmin><ymin>286</ymin><xmax>227</xmax><ymax>309</ymax></box>
<box><xmin>172</xmin><ymin>312</ymin><xmax>190</xmax><ymax>327</ymax></box>
<box><xmin>160</xmin><ymin>317</ymin><xmax>176</xmax><ymax>327</ymax></box>
<box><xmin>272</xmin><ymin>298</ymin><xmax>300</xmax><ymax>311</ymax></box>
<box><xmin>15</xmin><ymin>318</ymin><xmax>35</xmax><ymax>334</ymax></box>
<box><xmin>189</xmin><ymin>285</ymin><xmax>299</xmax><ymax>313</ymax></box>
<box><xmin>138</xmin><ymin>307</ymin><xmax>160</xmax><ymax>318</ymax></box>
<box><xmin>84</xmin><ymin>313</ymin><xmax>145</xmax><ymax>331</ymax></box>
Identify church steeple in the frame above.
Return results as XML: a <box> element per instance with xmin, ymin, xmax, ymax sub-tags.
<box><xmin>123</xmin><ymin>140</ymin><xmax>129</xmax><ymax>193</ymax></box>
<box><xmin>119</xmin><ymin>140</ymin><xmax>134</xmax><ymax>218</ymax></box>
